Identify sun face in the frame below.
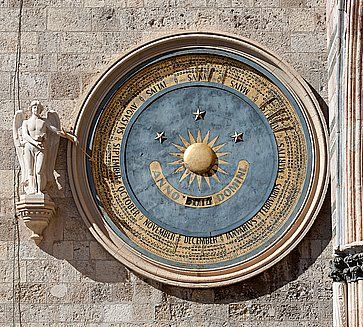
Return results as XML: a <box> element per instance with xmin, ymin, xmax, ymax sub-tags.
<box><xmin>168</xmin><ymin>130</ymin><xmax>230</xmax><ymax>190</ymax></box>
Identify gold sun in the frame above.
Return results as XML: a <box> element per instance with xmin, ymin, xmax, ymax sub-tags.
<box><xmin>168</xmin><ymin>130</ymin><xmax>230</xmax><ymax>190</ymax></box>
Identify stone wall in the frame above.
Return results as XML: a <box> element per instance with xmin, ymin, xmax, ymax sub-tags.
<box><xmin>0</xmin><ymin>0</ymin><xmax>332</xmax><ymax>325</ymax></box>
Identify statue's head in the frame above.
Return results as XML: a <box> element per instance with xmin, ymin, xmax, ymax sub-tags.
<box><xmin>30</xmin><ymin>100</ymin><xmax>44</xmax><ymax>116</ymax></box>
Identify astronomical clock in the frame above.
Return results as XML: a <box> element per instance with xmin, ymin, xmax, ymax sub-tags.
<box><xmin>69</xmin><ymin>33</ymin><xmax>328</xmax><ymax>287</ymax></box>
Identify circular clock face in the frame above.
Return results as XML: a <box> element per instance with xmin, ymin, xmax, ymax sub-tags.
<box><xmin>71</xmin><ymin>34</ymin><xmax>328</xmax><ymax>287</ymax></box>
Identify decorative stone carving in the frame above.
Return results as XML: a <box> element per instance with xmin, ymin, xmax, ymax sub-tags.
<box><xmin>16</xmin><ymin>194</ymin><xmax>56</xmax><ymax>245</ymax></box>
<box><xmin>13</xmin><ymin>100</ymin><xmax>77</xmax><ymax>244</ymax></box>
<box><xmin>333</xmin><ymin>282</ymin><xmax>348</xmax><ymax>327</ymax></box>
<box><xmin>330</xmin><ymin>253</ymin><xmax>363</xmax><ymax>283</ymax></box>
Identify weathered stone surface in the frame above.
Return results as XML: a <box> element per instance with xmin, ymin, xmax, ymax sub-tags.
<box><xmin>50</xmin><ymin>72</ymin><xmax>80</xmax><ymax>100</ymax></box>
<box><xmin>0</xmin><ymin>0</ymin><xmax>332</xmax><ymax>325</ymax></box>
<box><xmin>47</xmin><ymin>8</ymin><xmax>92</xmax><ymax>32</ymax></box>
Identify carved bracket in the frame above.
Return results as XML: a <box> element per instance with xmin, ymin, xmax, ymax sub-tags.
<box><xmin>16</xmin><ymin>194</ymin><xmax>56</xmax><ymax>245</ymax></box>
<box><xmin>330</xmin><ymin>252</ymin><xmax>363</xmax><ymax>283</ymax></box>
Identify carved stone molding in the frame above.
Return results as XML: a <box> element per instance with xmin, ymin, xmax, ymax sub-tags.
<box><xmin>330</xmin><ymin>252</ymin><xmax>363</xmax><ymax>283</ymax></box>
<box><xmin>16</xmin><ymin>194</ymin><xmax>56</xmax><ymax>245</ymax></box>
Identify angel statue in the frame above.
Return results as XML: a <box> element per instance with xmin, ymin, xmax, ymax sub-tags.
<box><xmin>13</xmin><ymin>100</ymin><xmax>77</xmax><ymax>195</ymax></box>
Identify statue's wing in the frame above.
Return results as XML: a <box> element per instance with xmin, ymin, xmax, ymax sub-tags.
<box><xmin>45</xmin><ymin>110</ymin><xmax>61</xmax><ymax>182</ymax></box>
<box><xmin>13</xmin><ymin>110</ymin><xmax>25</xmax><ymax>176</ymax></box>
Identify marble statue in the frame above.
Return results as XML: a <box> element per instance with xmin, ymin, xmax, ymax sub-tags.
<box><xmin>13</xmin><ymin>100</ymin><xmax>77</xmax><ymax>195</ymax></box>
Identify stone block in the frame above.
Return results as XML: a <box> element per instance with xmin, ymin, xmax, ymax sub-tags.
<box><xmin>38</xmin><ymin>32</ymin><xmax>61</xmax><ymax>53</ymax></box>
<box><xmin>64</xmin><ymin>282</ymin><xmax>90</xmax><ymax>303</ymax></box>
<box><xmin>19</xmin><ymin>53</ymin><xmax>40</xmax><ymax>71</ymax></box>
<box><xmin>191</xmin><ymin>303</ymin><xmax>229</xmax><ymax>321</ymax></box>
<box><xmin>0</xmin><ymin>283</ymin><xmax>12</xmax><ymax>303</ymax></box>
<box><xmin>132</xmin><ymin>303</ymin><xmax>155</xmax><ymax>321</ymax></box>
<box><xmin>85</xmin><ymin>0</ymin><xmax>106</xmax><ymax>6</ymax></box>
<box><xmin>90</xmin><ymin>282</ymin><xmax>112</xmax><ymax>302</ymax></box>
<box><xmin>288</xmin><ymin>8</ymin><xmax>315</xmax><ymax>32</ymax></box>
<box><xmin>0</xmin><ymin>304</ymin><xmax>8</xmax><ymax>323</ymax></box>
<box><xmin>170</xmin><ymin>0</ymin><xmax>207</xmax><ymax>7</ymax></box>
<box><xmin>0</xmin><ymin>170</ymin><xmax>13</xmax><ymax>198</ymax></box>
<box><xmin>206</xmin><ymin>0</ymin><xmax>231</xmax><ymax>7</ymax></box>
<box><xmin>91</xmin><ymin>7</ymin><xmax>121</xmax><ymax>31</ymax></box>
<box><xmin>0</xmin><ymin>72</ymin><xmax>10</xmax><ymax>99</ymax></box>
<box><xmin>219</xmin><ymin>8</ymin><xmax>261</xmax><ymax>31</ymax></box>
<box><xmin>21</xmin><ymin>32</ymin><xmax>39</xmax><ymax>53</ymax></box>
<box><xmin>20</xmin><ymin>304</ymin><xmax>59</xmax><ymax>323</ymax></box>
<box><xmin>47</xmin><ymin>8</ymin><xmax>92</xmax><ymax>32</ymax></box>
<box><xmin>50</xmin><ymin>72</ymin><xmax>80</xmax><ymax>100</ymax></box>
<box><xmin>0</xmin><ymin>54</ymin><xmax>15</xmax><ymax>72</ymax></box>
<box><xmin>38</xmin><ymin>53</ymin><xmax>57</xmax><ymax>72</ymax></box>
<box><xmin>58</xmin><ymin>304</ymin><xmax>103</xmax><ymax>323</ymax></box>
<box><xmin>26</xmin><ymin>259</ymin><xmax>60</xmax><ymax>283</ymax></box>
<box><xmin>0</xmin><ymin>129</ymin><xmax>17</xmax><ymax>170</ymax></box>
<box><xmin>0</xmin><ymin>242</ymin><xmax>7</xmax><ymax>260</ymax></box>
<box><xmin>0</xmin><ymin>9</ymin><xmax>18</xmax><ymax>31</ymax></box>
<box><xmin>253</xmin><ymin>0</ymin><xmax>279</xmax><ymax>7</ymax></box>
<box><xmin>0</xmin><ymin>32</ymin><xmax>17</xmax><ymax>53</ymax></box>
<box><xmin>19</xmin><ymin>282</ymin><xmax>48</xmax><ymax>303</ymax></box>
<box><xmin>144</xmin><ymin>0</ymin><xmax>169</xmax><ymax>7</ymax></box>
<box><xmin>19</xmin><ymin>72</ymin><xmax>48</xmax><ymax>99</ymax></box>
<box><xmin>95</xmin><ymin>260</ymin><xmax>129</xmax><ymax>283</ymax></box>
<box><xmin>169</xmin><ymin>302</ymin><xmax>192</xmax><ymax>321</ymax></box>
<box><xmin>63</xmin><ymin>215</ymin><xmax>93</xmax><ymax>241</ymax></box>
<box><xmin>281</xmin><ymin>0</ymin><xmax>307</xmax><ymax>7</ymax></box>
<box><xmin>90</xmin><ymin>241</ymin><xmax>111</xmax><ymax>260</ymax></box>
<box><xmin>103</xmin><ymin>303</ymin><xmax>133</xmax><ymax>323</ymax></box>
<box><xmin>229</xmin><ymin>302</ymin><xmax>275</xmax><ymax>321</ymax></box>
<box><xmin>53</xmin><ymin>241</ymin><xmax>74</xmax><ymax>260</ymax></box>
<box><xmin>60</xmin><ymin>31</ymin><xmax>104</xmax><ymax>54</ymax></box>
<box><xmin>306</xmin><ymin>0</ymin><xmax>325</xmax><ymax>7</ymax></box>
<box><xmin>73</xmin><ymin>241</ymin><xmax>90</xmax><ymax>261</ymax></box>
<box><xmin>111</xmin><ymin>282</ymin><xmax>133</xmax><ymax>302</ymax></box>
<box><xmin>291</xmin><ymin>32</ymin><xmax>326</xmax><ymax>53</ymax></box>
<box><xmin>22</xmin><ymin>8</ymin><xmax>47</xmax><ymax>32</ymax></box>
<box><xmin>57</xmin><ymin>53</ymin><xmax>108</xmax><ymax>72</ymax></box>
<box><xmin>126</xmin><ymin>0</ymin><xmax>144</xmax><ymax>7</ymax></box>
<box><xmin>231</xmin><ymin>0</ymin><xmax>253</xmax><ymax>6</ymax></box>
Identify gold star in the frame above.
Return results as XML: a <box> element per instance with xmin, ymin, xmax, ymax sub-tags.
<box><xmin>231</xmin><ymin>131</ymin><xmax>244</xmax><ymax>143</ymax></box>
<box><xmin>192</xmin><ymin>108</ymin><xmax>206</xmax><ymax>121</ymax></box>
<box><xmin>155</xmin><ymin>131</ymin><xmax>167</xmax><ymax>144</ymax></box>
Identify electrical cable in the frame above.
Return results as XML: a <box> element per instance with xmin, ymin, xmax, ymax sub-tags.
<box><xmin>12</xmin><ymin>0</ymin><xmax>24</xmax><ymax>326</ymax></box>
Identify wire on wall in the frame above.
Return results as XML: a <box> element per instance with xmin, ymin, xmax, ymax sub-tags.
<box><xmin>12</xmin><ymin>0</ymin><xmax>24</xmax><ymax>326</ymax></box>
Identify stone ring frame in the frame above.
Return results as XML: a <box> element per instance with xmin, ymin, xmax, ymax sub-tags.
<box><xmin>68</xmin><ymin>32</ymin><xmax>329</xmax><ymax>288</ymax></box>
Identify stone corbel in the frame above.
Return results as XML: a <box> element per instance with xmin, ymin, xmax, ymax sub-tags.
<box><xmin>16</xmin><ymin>194</ymin><xmax>56</xmax><ymax>245</ymax></box>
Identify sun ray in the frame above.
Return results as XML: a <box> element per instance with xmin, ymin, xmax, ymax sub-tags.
<box><xmin>173</xmin><ymin>166</ymin><xmax>185</xmax><ymax>174</ymax></box>
<box><xmin>196</xmin><ymin>130</ymin><xmax>202</xmax><ymax>142</ymax></box>
<box><xmin>212</xmin><ymin>143</ymin><xmax>226</xmax><ymax>152</ymax></box>
<box><xmin>202</xmin><ymin>131</ymin><xmax>210</xmax><ymax>144</ymax></box>
<box><xmin>217</xmin><ymin>159</ymin><xmax>229</xmax><ymax>165</ymax></box>
<box><xmin>172</xmin><ymin>143</ymin><xmax>186</xmax><ymax>152</ymax></box>
<box><xmin>170</xmin><ymin>152</ymin><xmax>184</xmax><ymax>158</ymax></box>
<box><xmin>216</xmin><ymin>166</ymin><xmax>228</xmax><ymax>175</ymax></box>
<box><xmin>179</xmin><ymin>135</ymin><xmax>190</xmax><ymax>148</ymax></box>
<box><xmin>216</xmin><ymin>152</ymin><xmax>230</xmax><ymax>158</ymax></box>
<box><xmin>179</xmin><ymin>169</ymin><xmax>190</xmax><ymax>182</ymax></box>
<box><xmin>188</xmin><ymin>130</ymin><xmax>196</xmax><ymax>144</ymax></box>
<box><xmin>211</xmin><ymin>173</ymin><xmax>220</xmax><ymax>183</ymax></box>
<box><xmin>196</xmin><ymin>175</ymin><xmax>202</xmax><ymax>190</ymax></box>
<box><xmin>203</xmin><ymin>175</ymin><xmax>211</xmax><ymax>188</ymax></box>
<box><xmin>188</xmin><ymin>173</ymin><xmax>196</xmax><ymax>186</ymax></box>
<box><xmin>168</xmin><ymin>159</ymin><xmax>183</xmax><ymax>165</ymax></box>
<box><xmin>208</xmin><ymin>135</ymin><xmax>219</xmax><ymax>148</ymax></box>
